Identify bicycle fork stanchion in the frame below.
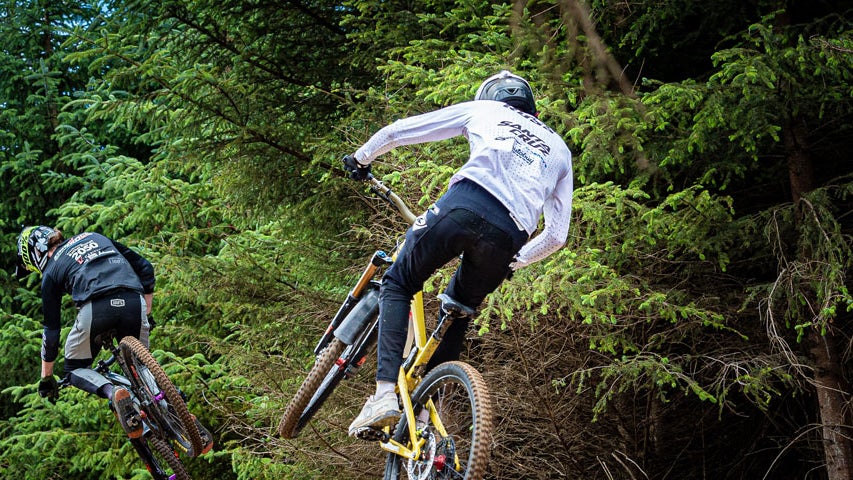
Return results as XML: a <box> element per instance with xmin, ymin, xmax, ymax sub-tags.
<box><xmin>314</xmin><ymin>250</ymin><xmax>389</xmax><ymax>356</ymax></box>
<box><xmin>354</xmin><ymin>251</ymin><xmax>390</xmax><ymax>295</ymax></box>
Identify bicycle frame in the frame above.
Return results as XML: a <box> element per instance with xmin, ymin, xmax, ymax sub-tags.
<box><xmin>57</xmin><ymin>346</ymin><xmax>177</xmax><ymax>476</ymax></box>
<box><xmin>59</xmin><ymin>334</ymin><xmax>207</xmax><ymax>479</ymax></box>
<box><xmin>378</xmin><ymin>271</ymin><xmax>459</xmax><ymax>464</ymax></box>
<box><xmin>73</xmin><ymin>342</ymin><xmax>165</xmax><ymax>440</ymax></box>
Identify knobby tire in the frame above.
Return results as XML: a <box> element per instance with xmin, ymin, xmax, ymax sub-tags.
<box><xmin>383</xmin><ymin>361</ymin><xmax>493</xmax><ymax>480</ymax></box>
<box><xmin>138</xmin><ymin>434</ymin><xmax>191</xmax><ymax>480</ymax></box>
<box><xmin>296</xmin><ymin>343</ymin><xmax>354</xmax><ymax>432</ymax></box>
<box><xmin>278</xmin><ymin>337</ymin><xmax>346</xmax><ymax>438</ymax></box>
<box><xmin>120</xmin><ymin>336</ymin><xmax>204</xmax><ymax>457</ymax></box>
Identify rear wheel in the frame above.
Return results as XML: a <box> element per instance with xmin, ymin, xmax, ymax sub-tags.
<box><xmin>120</xmin><ymin>336</ymin><xmax>204</xmax><ymax>457</ymax></box>
<box><xmin>383</xmin><ymin>361</ymin><xmax>493</xmax><ymax>480</ymax></box>
<box><xmin>134</xmin><ymin>435</ymin><xmax>191</xmax><ymax>480</ymax></box>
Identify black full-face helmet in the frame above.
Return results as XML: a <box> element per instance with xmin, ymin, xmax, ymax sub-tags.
<box><xmin>474</xmin><ymin>70</ymin><xmax>537</xmax><ymax>116</ymax></box>
<box><xmin>16</xmin><ymin>225</ymin><xmax>58</xmax><ymax>277</ymax></box>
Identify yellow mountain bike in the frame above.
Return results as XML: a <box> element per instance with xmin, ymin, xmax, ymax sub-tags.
<box><xmin>278</xmin><ymin>175</ymin><xmax>493</xmax><ymax>480</ymax></box>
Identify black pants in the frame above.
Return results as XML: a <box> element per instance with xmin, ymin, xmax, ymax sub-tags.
<box><xmin>375</xmin><ymin>179</ymin><xmax>528</xmax><ymax>382</ymax></box>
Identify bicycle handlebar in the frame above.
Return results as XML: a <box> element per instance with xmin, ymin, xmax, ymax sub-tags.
<box><xmin>367</xmin><ymin>175</ymin><xmax>417</xmax><ymax>225</ymax></box>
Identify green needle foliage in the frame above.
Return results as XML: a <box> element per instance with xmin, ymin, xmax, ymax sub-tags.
<box><xmin>1</xmin><ymin>1</ymin><xmax>851</xmax><ymax>479</ymax></box>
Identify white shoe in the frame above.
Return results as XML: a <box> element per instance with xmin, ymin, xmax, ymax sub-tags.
<box><xmin>348</xmin><ymin>392</ymin><xmax>400</xmax><ymax>438</ymax></box>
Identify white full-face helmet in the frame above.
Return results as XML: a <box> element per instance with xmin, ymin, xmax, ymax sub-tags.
<box><xmin>474</xmin><ymin>70</ymin><xmax>536</xmax><ymax>115</ymax></box>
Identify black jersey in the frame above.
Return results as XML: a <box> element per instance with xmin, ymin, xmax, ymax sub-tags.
<box><xmin>40</xmin><ymin>232</ymin><xmax>155</xmax><ymax>331</ymax></box>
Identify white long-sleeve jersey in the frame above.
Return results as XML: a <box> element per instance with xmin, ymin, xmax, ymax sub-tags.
<box><xmin>355</xmin><ymin>100</ymin><xmax>573</xmax><ymax>268</ymax></box>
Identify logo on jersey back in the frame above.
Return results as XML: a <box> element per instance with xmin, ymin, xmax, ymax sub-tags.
<box><xmin>497</xmin><ymin>120</ymin><xmax>550</xmax><ymax>156</ymax></box>
<box><xmin>512</xmin><ymin>142</ymin><xmax>546</xmax><ymax>168</ymax></box>
<box><xmin>66</xmin><ymin>240</ymin><xmax>100</xmax><ymax>264</ymax></box>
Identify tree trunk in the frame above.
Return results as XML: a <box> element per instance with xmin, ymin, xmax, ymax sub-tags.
<box><xmin>784</xmin><ymin>117</ymin><xmax>853</xmax><ymax>480</ymax></box>
<box><xmin>808</xmin><ymin>333</ymin><xmax>853</xmax><ymax>480</ymax></box>
<box><xmin>784</xmin><ymin>119</ymin><xmax>812</xmax><ymax>204</ymax></box>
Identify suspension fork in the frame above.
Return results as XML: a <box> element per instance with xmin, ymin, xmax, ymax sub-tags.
<box><xmin>314</xmin><ymin>250</ymin><xmax>390</xmax><ymax>355</ymax></box>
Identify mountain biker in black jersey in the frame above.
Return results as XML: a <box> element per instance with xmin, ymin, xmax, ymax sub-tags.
<box><xmin>343</xmin><ymin>70</ymin><xmax>574</xmax><ymax>438</ymax></box>
<box><xmin>16</xmin><ymin>226</ymin><xmax>155</xmax><ymax>438</ymax></box>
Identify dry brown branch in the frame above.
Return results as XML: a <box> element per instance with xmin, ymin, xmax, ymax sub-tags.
<box><xmin>559</xmin><ymin>0</ymin><xmax>636</xmax><ymax>98</ymax></box>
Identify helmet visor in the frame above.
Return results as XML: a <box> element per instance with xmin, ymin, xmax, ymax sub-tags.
<box><xmin>14</xmin><ymin>262</ymin><xmax>31</xmax><ymax>280</ymax></box>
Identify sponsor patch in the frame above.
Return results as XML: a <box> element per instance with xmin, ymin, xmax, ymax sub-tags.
<box><xmin>412</xmin><ymin>214</ymin><xmax>428</xmax><ymax>231</ymax></box>
<box><xmin>110</xmin><ymin>299</ymin><xmax>126</xmax><ymax>307</ymax></box>
<box><xmin>412</xmin><ymin>204</ymin><xmax>440</xmax><ymax>231</ymax></box>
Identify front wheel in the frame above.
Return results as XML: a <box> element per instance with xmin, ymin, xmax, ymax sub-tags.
<box><xmin>383</xmin><ymin>361</ymin><xmax>493</xmax><ymax>480</ymax></box>
<box><xmin>278</xmin><ymin>289</ymin><xmax>380</xmax><ymax>439</ymax></box>
<box><xmin>120</xmin><ymin>336</ymin><xmax>204</xmax><ymax>457</ymax></box>
<box><xmin>277</xmin><ymin>338</ymin><xmax>347</xmax><ymax>438</ymax></box>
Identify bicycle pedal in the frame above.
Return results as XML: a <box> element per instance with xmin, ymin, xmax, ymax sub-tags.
<box><xmin>126</xmin><ymin>414</ymin><xmax>143</xmax><ymax>430</ymax></box>
<box><xmin>354</xmin><ymin>427</ymin><xmax>388</xmax><ymax>442</ymax></box>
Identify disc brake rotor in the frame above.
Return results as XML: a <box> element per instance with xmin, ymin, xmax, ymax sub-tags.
<box><xmin>405</xmin><ymin>430</ymin><xmax>464</xmax><ymax>480</ymax></box>
<box><xmin>406</xmin><ymin>430</ymin><xmax>437</xmax><ymax>480</ymax></box>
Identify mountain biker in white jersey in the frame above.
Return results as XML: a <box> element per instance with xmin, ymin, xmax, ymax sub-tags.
<box><xmin>343</xmin><ymin>70</ymin><xmax>574</xmax><ymax>438</ymax></box>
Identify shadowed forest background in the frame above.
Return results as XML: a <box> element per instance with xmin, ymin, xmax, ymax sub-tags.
<box><xmin>1</xmin><ymin>1</ymin><xmax>852</xmax><ymax>479</ymax></box>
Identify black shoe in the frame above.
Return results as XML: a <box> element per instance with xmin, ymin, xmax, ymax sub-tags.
<box><xmin>113</xmin><ymin>387</ymin><xmax>143</xmax><ymax>438</ymax></box>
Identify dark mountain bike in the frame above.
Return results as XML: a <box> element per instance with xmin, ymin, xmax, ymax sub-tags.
<box><xmin>60</xmin><ymin>331</ymin><xmax>213</xmax><ymax>480</ymax></box>
<box><xmin>278</xmin><ymin>176</ymin><xmax>493</xmax><ymax>480</ymax></box>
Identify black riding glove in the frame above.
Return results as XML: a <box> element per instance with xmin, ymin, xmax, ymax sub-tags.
<box><xmin>342</xmin><ymin>154</ymin><xmax>371</xmax><ymax>181</ymax></box>
<box><xmin>38</xmin><ymin>375</ymin><xmax>59</xmax><ymax>401</ymax></box>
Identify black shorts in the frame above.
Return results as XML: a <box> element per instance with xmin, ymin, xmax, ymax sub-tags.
<box><xmin>64</xmin><ymin>290</ymin><xmax>150</xmax><ymax>372</ymax></box>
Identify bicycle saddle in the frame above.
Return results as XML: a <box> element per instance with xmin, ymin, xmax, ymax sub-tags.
<box><xmin>92</xmin><ymin>329</ymin><xmax>119</xmax><ymax>351</ymax></box>
<box><xmin>437</xmin><ymin>293</ymin><xmax>476</xmax><ymax>318</ymax></box>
